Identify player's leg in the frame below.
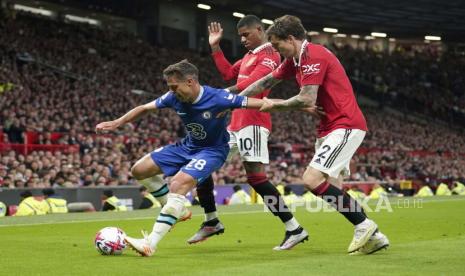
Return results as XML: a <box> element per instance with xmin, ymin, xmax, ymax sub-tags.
<box><xmin>131</xmin><ymin>153</ymin><xmax>169</xmax><ymax>206</ymax></box>
<box><xmin>305</xmin><ymin>129</ymin><xmax>380</xmax><ymax>253</ymax></box>
<box><xmin>243</xmin><ymin>160</ymin><xmax>309</xmax><ymax>250</ymax></box>
<box><xmin>236</xmin><ymin>126</ymin><xmax>308</xmax><ymax>249</ymax></box>
<box><xmin>188</xmin><ymin>132</ymin><xmax>240</xmax><ymax>243</ymax></box>
<box><xmin>187</xmin><ymin>174</ymin><xmax>225</xmax><ymax>244</ymax></box>
<box><xmin>196</xmin><ymin>131</ymin><xmax>239</xmax><ymax>223</ymax></box>
<box><xmin>324</xmin><ymin>144</ymin><xmax>388</xmax><ymax>255</ymax></box>
<box><xmin>125</xmin><ymin>144</ymin><xmax>192</xmax><ymax>256</ymax></box>
<box><xmin>145</xmin><ymin>171</ymin><xmax>197</xmax><ymax>250</ymax></box>
<box><xmin>151</xmin><ymin>147</ymin><xmax>227</xmax><ymax>251</ymax></box>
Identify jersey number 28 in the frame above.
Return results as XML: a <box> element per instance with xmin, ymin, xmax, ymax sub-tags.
<box><xmin>186</xmin><ymin>159</ymin><xmax>207</xmax><ymax>170</ymax></box>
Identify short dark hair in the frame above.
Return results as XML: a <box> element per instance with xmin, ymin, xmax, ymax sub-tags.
<box><xmin>42</xmin><ymin>188</ymin><xmax>55</xmax><ymax>196</ymax></box>
<box><xmin>233</xmin><ymin>185</ymin><xmax>242</xmax><ymax>192</ymax></box>
<box><xmin>163</xmin><ymin>59</ymin><xmax>199</xmax><ymax>81</ymax></box>
<box><xmin>237</xmin><ymin>15</ymin><xmax>263</xmax><ymax>29</ymax></box>
<box><xmin>266</xmin><ymin>15</ymin><xmax>306</xmax><ymax>40</ymax></box>
<box><xmin>139</xmin><ymin>186</ymin><xmax>147</xmax><ymax>192</ymax></box>
<box><xmin>20</xmin><ymin>190</ymin><xmax>32</xmax><ymax>198</ymax></box>
<box><xmin>284</xmin><ymin>185</ymin><xmax>292</xmax><ymax>195</ymax></box>
<box><xmin>103</xmin><ymin>189</ymin><xmax>113</xmax><ymax>197</ymax></box>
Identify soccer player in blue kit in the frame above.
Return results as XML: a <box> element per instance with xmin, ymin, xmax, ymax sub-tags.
<box><xmin>95</xmin><ymin>60</ymin><xmax>266</xmax><ymax>256</ymax></box>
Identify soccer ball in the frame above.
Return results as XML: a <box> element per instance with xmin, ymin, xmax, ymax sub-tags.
<box><xmin>94</xmin><ymin>227</ymin><xmax>127</xmax><ymax>255</ymax></box>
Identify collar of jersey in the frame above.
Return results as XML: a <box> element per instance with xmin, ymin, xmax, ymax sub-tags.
<box><xmin>192</xmin><ymin>85</ymin><xmax>204</xmax><ymax>104</ymax></box>
<box><xmin>250</xmin><ymin>42</ymin><xmax>272</xmax><ymax>54</ymax></box>
<box><xmin>293</xmin><ymin>39</ymin><xmax>309</xmax><ymax>67</ymax></box>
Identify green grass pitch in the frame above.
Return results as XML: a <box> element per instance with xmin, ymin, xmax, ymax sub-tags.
<box><xmin>1</xmin><ymin>197</ymin><xmax>464</xmax><ymax>276</ymax></box>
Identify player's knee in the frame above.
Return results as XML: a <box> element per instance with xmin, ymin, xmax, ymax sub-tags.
<box><xmin>302</xmin><ymin>166</ymin><xmax>326</xmax><ymax>190</ymax></box>
<box><xmin>169</xmin><ymin>178</ymin><xmax>192</xmax><ymax>195</ymax></box>
<box><xmin>243</xmin><ymin>162</ymin><xmax>264</xmax><ymax>174</ymax></box>
<box><xmin>246</xmin><ymin>172</ymin><xmax>268</xmax><ymax>186</ymax></box>
<box><xmin>131</xmin><ymin>164</ymin><xmax>145</xmax><ymax>180</ymax></box>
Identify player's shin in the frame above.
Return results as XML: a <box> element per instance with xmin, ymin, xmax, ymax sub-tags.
<box><xmin>139</xmin><ymin>175</ymin><xmax>169</xmax><ymax>206</ymax></box>
<box><xmin>312</xmin><ymin>181</ymin><xmax>366</xmax><ymax>225</ymax></box>
<box><xmin>148</xmin><ymin>193</ymin><xmax>187</xmax><ymax>249</ymax></box>
<box><xmin>197</xmin><ymin>175</ymin><xmax>218</xmax><ymax>222</ymax></box>
<box><xmin>249</xmin><ymin>173</ymin><xmax>297</xmax><ymax>230</ymax></box>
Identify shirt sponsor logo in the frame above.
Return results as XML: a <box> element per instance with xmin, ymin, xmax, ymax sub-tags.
<box><xmin>186</xmin><ymin>123</ymin><xmax>207</xmax><ymax>140</ymax></box>
<box><xmin>262</xmin><ymin>58</ymin><xmax>277</xmax><ymax>70</ymax></box>
<box><xmin>302</xmin><ymin>63</ymin><xmax>321</xmax><ymax>75</ymax></box>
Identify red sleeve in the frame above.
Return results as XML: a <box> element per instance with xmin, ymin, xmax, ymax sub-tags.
<box><xmin>272</xmin><ymin>58</ymin><xmax>295</xmax><ymax>80</ymax></box>
<box><xmin>300</xmin><ymin>49</ymin><xmax>329</xmax><ymax>85</ymax></box>
<box><xmin>236</xmin><ymin>54</ymin><xmax>280</xmax><ymax>91</ymax></box>
<box><xmin>211</xmin><ymin>51</ymin><xmax>241</xmax><ymax>81</ymax></box>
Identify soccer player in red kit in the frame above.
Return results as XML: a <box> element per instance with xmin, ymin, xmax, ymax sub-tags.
<box><xmin>239</xmin><ymin>15</ymin><xmax>389</xmax><ymax>254</ymax></box>
<box><xmin>187</xmin><ymin>15</ymin><xmax>309</xmax><ymax>250</ymax></box>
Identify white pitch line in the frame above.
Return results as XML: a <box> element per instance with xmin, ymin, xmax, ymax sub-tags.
<box><xmin>1</xmin><ymin>197</ymin><xmax>464</xmax><ymax>228</ymax></box>
<box><xmin>0</xmin><ymin>209</ymin><xmax>265</xmax><ymax>228</ymax></box>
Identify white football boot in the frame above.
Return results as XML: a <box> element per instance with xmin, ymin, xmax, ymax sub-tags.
<box><xmin>125</xmin><ymin>231</ymin><xmax>154</xmax><ymax>257</ymax></box>
<box><xmin>356</xmin><ymin>231</ymin><xmax>389</xmax><ymax>255</ymax></box>
<box><xmin>348</xmin><ymin>219</ymin><xmax>378</xmax><ymax>253</ymax></box>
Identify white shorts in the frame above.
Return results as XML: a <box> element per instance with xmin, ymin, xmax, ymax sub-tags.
<box><xmin>228</xmin><ymin>125</ymin><xmax>270</xmax><ymax>164</ymax></box>
<box><xmin>309</xmin><ymin>128</ymin><xmax>365</xmax><ymax>178</ymax></box>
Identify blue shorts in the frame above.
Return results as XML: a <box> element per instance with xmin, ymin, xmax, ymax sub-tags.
<box><xmin>150</xmin><ymin>142</ymin><xmax>229</xmax><ymax>184</ymax></box>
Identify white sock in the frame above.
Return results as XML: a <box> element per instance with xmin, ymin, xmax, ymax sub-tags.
<box><xmin>148</xmin><ymin>193</ymin><xmax>187</xmax><ymax>249</ymax></box>
<box><xmin>284</xmin><ymin>217</ymin><xmax>300</xmax><ymax>231</ymax></box>
<box><xmin>139</xmin><ymin>175</ymin><xmax>168</xmax><ymax>205</ymax></box>
<box><xmin>205</xmin><ymin>211</ymin><xmax>218</xmax><ymax>222</ymax></box>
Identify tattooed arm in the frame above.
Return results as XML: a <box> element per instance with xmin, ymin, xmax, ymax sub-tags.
<box><xmin>225</xmin><ymin>85</ymin><xmax>239</xmax><ymax>93</ymax></box>
<box><xmin>260</xmin><ymin>85</ymin><xmax>319</xmax><ymax>112</ymax></box>
<box><xmin>238</xmin><ymin>73</ymin><xmax>282</xmax><ymax>97</ymax></box>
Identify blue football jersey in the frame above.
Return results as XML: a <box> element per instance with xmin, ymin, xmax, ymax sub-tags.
<box><xmin>155</xmin><ymin>85</ymin><xmax>248</xmax><ymax>148</ymax></box>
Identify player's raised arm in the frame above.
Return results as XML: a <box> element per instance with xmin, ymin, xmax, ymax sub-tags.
<box><xmin>209</xmin><ymin>22</ymin><xmax>241</xmax><ymax>81</ymax></box>
<box><xmin>95</xmin><ymin>101</ymin><xmax>157</xmax><ymax>133</ymax></box>
<box><xmin>260</xmin><ymin>84</ymin><xmax>319</xmax><ymax>112</ymax></box>
<box><xmin>238</xmin><ymin>73</ymin><xmax>282</xmax><ymax>97</ymax></box>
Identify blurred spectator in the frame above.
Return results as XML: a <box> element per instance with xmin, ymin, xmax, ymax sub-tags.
<box><xmin>101</xmin><ymin>189</ymin><xmax>127</xmax><ymax>211</ymax></box>
<box><xmin>42</xmin><ymin>188</ymin><xmax>68</xmax><ymax>213</ymax></box>
<box><xmin>14</xmin><ymin>190</ymin><xmax>48</xmax><ymax>216</ymax></box>
<box><xmin>229</xmin><ymin>185</ymin><xmax>251</xmax><ymax>205</ymax></box>
<box><xmin>138</xmin><ymin>186</ymin><xmax>161</xmax><ymax>209</ymax></box>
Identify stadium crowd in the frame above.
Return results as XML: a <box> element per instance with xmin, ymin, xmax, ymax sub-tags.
<box><xmin>1</xmin><ymin>14</ymin><xmax>464</xmax><ymax>190</ymax></box>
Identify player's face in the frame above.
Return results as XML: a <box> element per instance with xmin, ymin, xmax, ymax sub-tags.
<box><xmin>238</xmin><ymin>25</ymin><xmax>262</xmax><ymax>50</ymax></box>
<box><xmin>269</xmin><ymin>35</ymin><xmax>296</xmax><ymax>58</ymax></box>
<box><xmin>166</xmin><ymin>76</ymin><xmax>195</xmax><ymax>103</ymax></box>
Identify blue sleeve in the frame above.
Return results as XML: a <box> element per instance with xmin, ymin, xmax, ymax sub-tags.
<box><xmin>155</xmin><ymin>92</ymin><xmax>175</xmax><ymax>109</ymax></box>
<box><xmin>215</xmin><ymin>89</ymin><xmax>248</xmax><ymax>110</ymax></box>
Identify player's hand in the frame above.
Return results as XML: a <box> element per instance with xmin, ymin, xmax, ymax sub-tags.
<box><xmin>259</xmin><ymin>97</ymin><xmax>276</xmax><ymax>112</ymax></box>
<box><xmin>208</xmin><ymin>22</ymin><xmax>223</xmax><ymax>47</ymax></box>
<box><xmin>95</xmin><ymin>120</ymin><xmax>121</xmax><ymax>133</ymax></box>
<box><xmin>301</xmin><ymin>106</ymin><xmax>326</xmax><ymax>119</ymax></box>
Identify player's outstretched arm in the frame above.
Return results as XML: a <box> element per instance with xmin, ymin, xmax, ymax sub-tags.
<box><xmin>95</xmin><ymin>101</ymin><xmax>157</xmax><ymax>133</ymax></box>
<box><xmin>239</xmin><ymin>73</ymin><xmax>281</xmax><ymax>97</ymax></box>
<box><xmin>243</xmin><ymin>97</ymin><xmax>266</xmax><ymax>110</ymax></box>
<box><xmin>260</xmin><ymin>85</ymin><xmax>319</xmax><ymax>112</ymax></box>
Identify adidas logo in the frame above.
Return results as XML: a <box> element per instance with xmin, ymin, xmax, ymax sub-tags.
<box><xmin>315</xmin><ymin>158</ymin><xmax>321</xmax><ymax>164</ymax></box>
<box><xmin>243</xmin><ymin>152</ymin><xmax>251</xmax><ymax>157</ymax></box>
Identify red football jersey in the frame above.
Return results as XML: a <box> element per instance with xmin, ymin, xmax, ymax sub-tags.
<box><xmin>212</xmin><ymin>43</ymin><xmax>280</xmax><ymax>131</ymax></box>
<box><xmin>272</xmin><ymin>40</ymin><xmax>367</xmax><ymax>137</ymax></box>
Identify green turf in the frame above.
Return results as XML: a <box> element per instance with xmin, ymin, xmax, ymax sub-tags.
<box><xmin>1</xmin><ymin>197</ymin><xmax>465</xmax><ymax>276</ymax></box>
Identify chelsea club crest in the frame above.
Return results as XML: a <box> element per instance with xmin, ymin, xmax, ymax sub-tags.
<box><xmin>202</xmin><ymin>111</ymin><xmax>212</xmax><ymax>119</ymax></box>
